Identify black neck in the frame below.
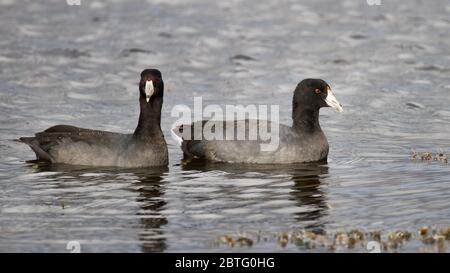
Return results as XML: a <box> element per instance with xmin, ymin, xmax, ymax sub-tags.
<box><xmin>292</xmin><ymin>106</ymin><xmax>321</xmax><ymax>133</ymax></box>
<box><xmin>133</xmin><ymin>96</ymin><xmax>163</xmax><ymax>138</ymax></box>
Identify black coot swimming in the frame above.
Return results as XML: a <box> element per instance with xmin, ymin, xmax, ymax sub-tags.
<box><xmin>20</xmin><ymin>69</ymin><xmax>168</xmax><ymax>167</ymax></box>
<box><xmin>172</xmin><ymin>79</ymin><xmax>343</xmax><ymax>164</ymax></box>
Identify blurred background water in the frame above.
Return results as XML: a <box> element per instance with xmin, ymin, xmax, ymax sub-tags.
<box><xmin>0</xmin><ymin>0</ymin><xmax>449</xmax><ymax>252</ymax></box>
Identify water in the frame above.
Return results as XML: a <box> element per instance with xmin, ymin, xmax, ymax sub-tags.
<box><xmin>0</xmin><ymin>0</ymin><xmax>449</xmax><ymax>252</ymax></box>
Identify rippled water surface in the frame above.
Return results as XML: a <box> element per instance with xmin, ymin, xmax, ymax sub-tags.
<box><xmin>1</xmin><ymin>0</ymin><xmax>449</xmax><ymax>252</ymax></box>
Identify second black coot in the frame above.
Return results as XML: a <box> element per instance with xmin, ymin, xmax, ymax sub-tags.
<box><xmin>172</xmin><ymin>79</ymin><xmax>343</xmax><ymax>164</ymax></box>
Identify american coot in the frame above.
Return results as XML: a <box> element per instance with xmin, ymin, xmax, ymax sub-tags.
<box><xmin>20</xmin><ymin>69</ymin><xmax>168</xmax><ymax>167</ymax></box>
<box><xmin>172</xmin><ymin>79</ymin><xmax>343</xmax><ymax>164</ymax></box>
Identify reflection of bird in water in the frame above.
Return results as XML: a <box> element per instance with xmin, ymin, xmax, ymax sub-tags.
<box><xmin>289</xmin><ymin>164</ymin><xmax>328</xmax><ymax>234</ymax></box>
<box><xmin>132</xmin><ymin>167</ymin><xmax>168</xmax><ymax>253</ymax></box>
<box><xmin>25</xmin><ymin>161</ymin><xmax>169</xmax><ymax>252</ymax></box>
<box><xmin>182</xmin><ymin>159</ymin><xmax>329</xmax><ymax>233</ymax></box>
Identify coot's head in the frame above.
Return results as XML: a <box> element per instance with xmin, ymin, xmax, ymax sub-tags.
<box><xmin>293</xmin><ymin>79</ymin><xmax>343</xmax><ymax>112</ymax></box>
<box><xmin>139</xmin><ymin>69</ymin><xmax>164</xmax><ymax>102</ymax></box>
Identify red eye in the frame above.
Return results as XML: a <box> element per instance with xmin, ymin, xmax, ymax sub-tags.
<box><xmin>314</xmin><ymin>89</ymin><xmax>321</xmax><ymax>94</ymax></box>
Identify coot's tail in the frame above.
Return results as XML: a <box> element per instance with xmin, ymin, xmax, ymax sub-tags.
<box><xmin>18</xmin><ymin>136</ymin><xmax>54</xmax><ymax>163</ymax></box>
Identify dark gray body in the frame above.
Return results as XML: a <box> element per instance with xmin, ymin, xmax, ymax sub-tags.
<box><xmin>20</xmin><ymin>69</ymin><xmax>168</xmax><ymax>168</ymax></box>
<box><xmin>174</xmin><ymin>119</ymin><xmax>329</xmax><ymax>164</ymax></box>
<box><xmin>173</xmin><ymin>79</ymin><xmax>342</xmax><ymax>164</ymax></box>
<box><xmin>20</xmin><ymin>125</ymin><xmax>168</xmax><ymax>167</ymax></box>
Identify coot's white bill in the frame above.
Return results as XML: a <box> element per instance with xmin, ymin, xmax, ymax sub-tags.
<box><xmin>145</xmin><ymin>80</ymin><xmax>154</xmax><ymax>102</ymax></box>
<box><xmin>324</xmin><ymin>87</ymin><xmax>343</xmax><ymax>112</ymax></box>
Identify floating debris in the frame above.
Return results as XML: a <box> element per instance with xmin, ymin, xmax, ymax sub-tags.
<box><xmin>419</xmin><ymin>226</ymin><xmax>428</xmax><ymax>237</ymax></box>
<box><xmin>421</xmin><ymin>152</ymin><xmax>433</xmax><ymax>161</ymax></box>
<box><xmin>435</xmin><ymin>153</ymin><xmax>448</xmax><ymax>164</ymax></box>
<box><xmin>214</xmin><ymin>226</ymin><xmax>449</xmax><ymax>252</ymax></box>
<box><xmin>411</xmin><ymin>151</ymin><xmax>448</xmax><ymax>164</ymax></box>
<box><xmin>277</xmin><ymin>232</ymin><xmax>290</xmax><ymax>248</ymax></box>
<box><xmin>219</xmin><ymin>235</ymin><xmax>234</xmax><ymax>247</ymax></box>
<box><xmin>443</xmin><ymin>227</ymin><xmax>450</xmax><ymax>240</ymax></box>
<box><xmin>219</xmin><ymin>234</ymin><xmax>253</xmax><ymax>247</ymax></box>
<box><xmin>236</xmin><ymin>236</ymin><xmax>253</xmax><ymax>247</ymax></box>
